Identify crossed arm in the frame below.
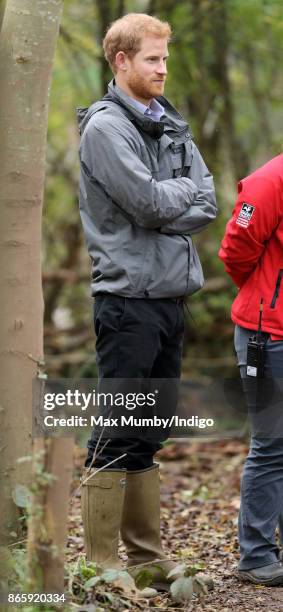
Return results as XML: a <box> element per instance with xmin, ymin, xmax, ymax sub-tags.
<box><xmin>80</xmin><ymin>114</ymin><xmax>217</xmax><ymax>234</ymax></box>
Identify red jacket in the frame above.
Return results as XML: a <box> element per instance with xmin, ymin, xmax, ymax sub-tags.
<box><xmin>219</xmin><ymin>154</ymin><xmax>283</xmax><ymax>340</ymax></box>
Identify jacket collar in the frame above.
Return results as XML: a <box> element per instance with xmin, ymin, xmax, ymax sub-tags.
<box><xmin>105</xmin><ymin>79</ymin><xmax>191</xmax><ymax>140</ymax></box>
<box><xmin>104</xmin><ymin>80</ymin><xmax>164</xmax><ymax>139</ymax></box>
<box><xmin>77</xmin><ymin>79</ymin><xmax>192</xmax><ymax>141</ymax></box>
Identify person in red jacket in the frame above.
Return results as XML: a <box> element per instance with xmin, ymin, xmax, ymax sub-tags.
<box><xmin>219</xmin><ymin>154</ymin><xmax>283</xmax><ymax>585</ymax></box>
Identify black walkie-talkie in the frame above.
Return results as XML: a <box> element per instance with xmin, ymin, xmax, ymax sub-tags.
<box><xmin>246</xmin><ymin>299</ymin><xmax>265</xmax><ymax>378</ymax></box>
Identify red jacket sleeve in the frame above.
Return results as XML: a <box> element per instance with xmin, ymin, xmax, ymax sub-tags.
<box><xmin>218</xmin><ymin>176</ymin><xmax>280</xmax><ymax>287</ymax></box>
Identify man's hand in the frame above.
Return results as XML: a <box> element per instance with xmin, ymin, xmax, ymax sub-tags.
<box><xmin>159</xmin><ymin>145</ymin><xmax>217</xmax><ymax>235</ymax></box>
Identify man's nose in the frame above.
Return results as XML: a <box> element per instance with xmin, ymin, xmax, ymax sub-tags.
<box><xmin>157</xmin><ymin>61</ymin><xmax>167</xmax><ymax>75</ymax></box>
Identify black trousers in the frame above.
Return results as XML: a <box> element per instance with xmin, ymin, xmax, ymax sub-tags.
<box><xmin>85</xmin><ymin>294</ymin><xmax>185</xmax><ymax>470</ymax></box>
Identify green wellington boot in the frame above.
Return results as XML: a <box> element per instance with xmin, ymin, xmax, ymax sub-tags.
<box><xmin>81</xmin><ymin>468</ymin><xmax>157</xmax><ymax>599</ymax></box>
<box><xmin>121</xmin><ymin>464</ymin><xmax>213</xmax><ymax>591</ymax></box>
<box><xmin>81</xmin><ymin>468</ymin><xmax>127</xmax><ymax>569</ymax></box>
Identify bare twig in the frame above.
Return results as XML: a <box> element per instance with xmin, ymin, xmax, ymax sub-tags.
<box><xmin>7</xmin><ymin>538</ymin><xmax>28</xmax><ymax>548</ymax></box>
<box><xmin>73</xmin><ymin>452</ymin><xmax>127</xmax><ymax>498</ymax></box>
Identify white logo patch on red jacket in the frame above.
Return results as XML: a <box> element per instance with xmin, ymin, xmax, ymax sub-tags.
<box><xmin>236</xmin><ymin>202</ymin><xmax>255</xmax><ymax>228</ymax></box>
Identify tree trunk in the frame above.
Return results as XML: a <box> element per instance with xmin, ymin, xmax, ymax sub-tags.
<box><xmin>96</xmin><ymin>0</ymin><xmax>113</xmax><ymax>94</ymax></box>
<box><xmin>27</xmin><ymin>437</ymin><xmax>74</xmax><ymax>593</ymax></box>
<box><xmin>209</xmin><ymin>0</ymin><xmax>249</xmax><ymax>180</ymax></box>
<box><xmin>95</xmin><ymin>0</ymin><xmax>125</xmax><ymax>95</ymax></box>
<box><xmin>0</xmin><ymin>0</ymin><xmax>63</xmax><ymax>540</ymax></box>
<box><xmin>243</xmin><ymin>43</ymin><xmax>273</xmax><ymax>149</ymax></box>
<box><xmin>187</xmin><ymin>0</ymin><xmax>221</xmax><ymax>173</ymax></box>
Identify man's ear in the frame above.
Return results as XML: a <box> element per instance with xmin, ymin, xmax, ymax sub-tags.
<box><xmin>115</xmin><ymin>51</ymin><xmax>128</xmax><ymax>72</ymax></box>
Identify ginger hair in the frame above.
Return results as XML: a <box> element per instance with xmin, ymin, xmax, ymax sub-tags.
<box><xmin>103</xmin><ymin>13</ymin><xmax>172</xmax><ymax>73</ymax></box>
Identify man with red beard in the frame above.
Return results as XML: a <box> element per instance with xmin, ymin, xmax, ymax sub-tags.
<box><xmin>77</xmin><ymin>13</ymin><xmax>217</xmax><ymax>590</ymax></box>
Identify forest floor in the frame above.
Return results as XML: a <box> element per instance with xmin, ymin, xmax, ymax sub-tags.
<box><xmin>68</xmin><ymin>440</ymin><xmax>283</xmax><ymax>612</ymax></box>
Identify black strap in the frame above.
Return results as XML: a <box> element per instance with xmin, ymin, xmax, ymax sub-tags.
<box><xmin>102</xmin><ymin>93</ymin><xmax>164</xmax><ymax>140</ymax></box>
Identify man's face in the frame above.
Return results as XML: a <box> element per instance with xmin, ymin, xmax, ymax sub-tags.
<box><xmin>118</xmin><ymin>36</ymin><xmax>169</xmax><ymax>104</ymax></box>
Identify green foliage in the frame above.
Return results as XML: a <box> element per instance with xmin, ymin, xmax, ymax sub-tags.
<box><xmin>3</xmin><ymin>548</ymin><xmax>28</xmax><ymax>596</ymax></box>
<box><xmin>31</xmin><ymin>452</ymin><xmax>58</xmax><ymax>492</ymax></box>
<box><xmin>133</xmin><ymin>568</ymin><xmax>154</xmax><ymax>589</ymax></box>
<box><xmin>76</xmin><ymin>556</ymin><xmax>97</xmax><ymax>581</ymax></box>
<box><xmin>68</xmin><ymin>558</ymin><xmax>156</xmax><ymax>607</ymax></box>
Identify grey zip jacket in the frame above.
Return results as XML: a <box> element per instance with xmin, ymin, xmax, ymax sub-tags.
<box><xmin>77</xmin><ymin>80</ymin><xmax>217</xmax><ymax>298</ymax></box>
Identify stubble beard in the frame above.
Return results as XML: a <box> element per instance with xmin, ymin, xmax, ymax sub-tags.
<box><xmin>127</xmin><ymin>72</ymin><xmax>165</xmax><ymax>103</ymax></box>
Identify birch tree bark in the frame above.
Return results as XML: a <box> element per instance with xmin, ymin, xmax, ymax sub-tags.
<box><xmin>0</xmin><ymin>0</ymin><xmax>63</xmax><ymax>540</ymax></box>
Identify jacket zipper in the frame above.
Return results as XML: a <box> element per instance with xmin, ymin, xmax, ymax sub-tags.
<box><xmin>270</xmin><ymin>269</ymin><xmax>283</xmax><ymax>309</ymax></box>
<box><xmin>181</xmin><ymin>236</ymin><xmax>190</xmax><ymax>292</ymax></box>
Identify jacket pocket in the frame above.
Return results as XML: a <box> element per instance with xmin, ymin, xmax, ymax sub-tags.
<box><xmin>184</xmin><ymin>235</ymin><xmax>204</xmax><ymax>295</ymax></box>
<box><xmin>182</xmin><ymin>138</ymin><xmax>193</xmax><ymax>177</ymax></box>
<box><xmin>270</xmin><ymin>269</ymin><xmax>283</xmax><ymax>309</ymax></box>
<box><xmin>170</xmin><ymin>143</ymin><xmax>185</xmax><ymax>178</ymax></box>
<box><xmin>170</xmin><ymin>138</ymin><xmax>193</xmax><ymax>178</ymax></box>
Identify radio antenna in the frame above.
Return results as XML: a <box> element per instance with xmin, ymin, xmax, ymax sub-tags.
<box><xmin>256</xmin><ymin>298</ymin><xmax>263</xmax><ymax>342</ymax></box>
